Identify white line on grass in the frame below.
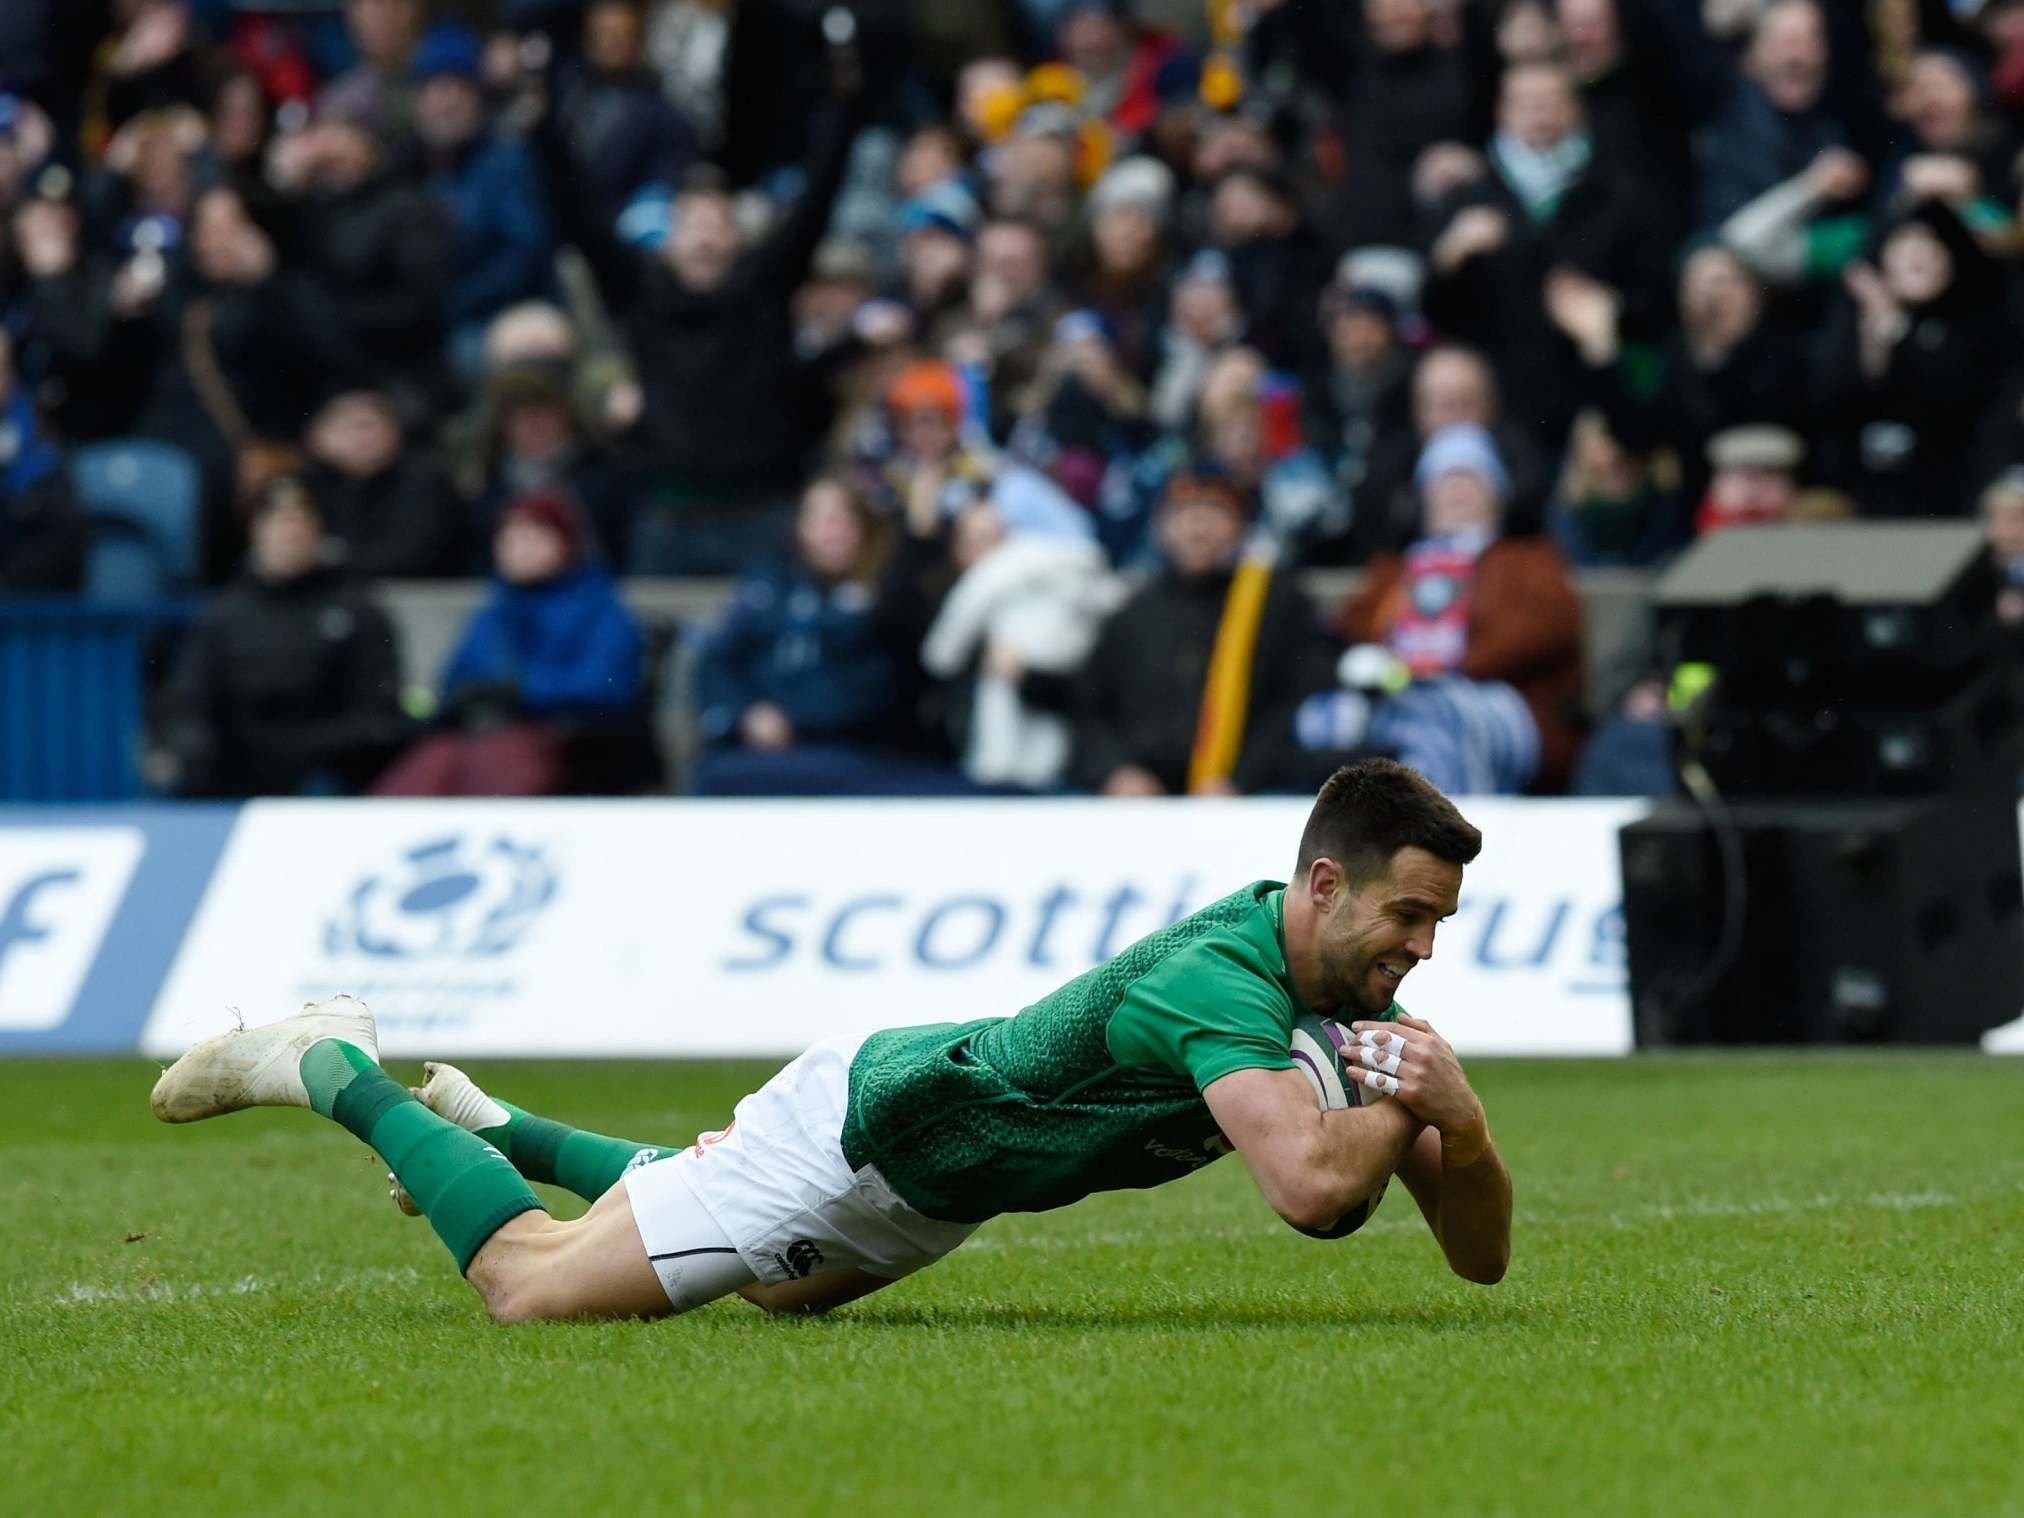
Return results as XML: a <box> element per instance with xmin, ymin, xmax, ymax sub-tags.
<box><xmin>51</xmin><ymin>1266</ymin><xmax>420</xmax><ymax>1307</ymax></box>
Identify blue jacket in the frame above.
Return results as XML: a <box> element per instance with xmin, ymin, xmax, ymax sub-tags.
<box><xmin>427</xmin><ymin>134</ymin><xmax>553</xmax><ymax>327</ymax></box>
<box><xmin>695</xmin><ymin>560</ymin><xmax>897</xmax><ymax>745</ymax></box>
<box><xmin>444</xmin><ymin>565</ymin><xmax>642</xmax><ymax>717</ymax></box>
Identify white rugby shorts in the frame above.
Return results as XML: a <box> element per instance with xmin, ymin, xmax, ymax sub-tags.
<box><xmin>622</xmin><ymin>1033</ymin><xmax>978</xmax><ymax>1302</ymax></box>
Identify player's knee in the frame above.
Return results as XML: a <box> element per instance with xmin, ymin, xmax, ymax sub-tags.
<box><xmin>469</xmin><ymin>1250</ymin><xmax>556</xmax><ymax>1324</ymax></box>
<box><xmin>476</xmin><ymin>1273</ymin><xmax>571</xmax><ymax>1324</ymax></box>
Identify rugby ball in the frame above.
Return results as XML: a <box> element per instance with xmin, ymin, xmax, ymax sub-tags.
<box><xmin>1286</xmin><ymin>1011</ymin><xmax>1388</xmax><ymax>1239</ymax></box>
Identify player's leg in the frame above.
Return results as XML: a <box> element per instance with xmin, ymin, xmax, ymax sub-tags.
<box><xmin>465</xmin><ymin>1182</ymin><xmax>731</xmax><ymax>1322</ymax></box>
<box><xmin>152</xmin><ymin>999</ymin><xmax>548</xmax><ymax>1286</ymax></box>
<box><xmin>736</xmin><ymin>1271</ymin><xmax>895</xmax><ymax>1315</ymax></box>
<box><xmin>417</xmin><ymin>1063</ymin><xmax>906</xmax><ymax>1316</ymax></box>
<box><xmin>408</xmin><ymin>1061</ymin><xmax>682</xmax><ymax>1204</ymax></box>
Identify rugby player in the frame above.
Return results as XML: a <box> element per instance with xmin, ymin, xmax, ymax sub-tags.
<box><xmin>151</xmin><ymin>759</ymin><xmax>1512</xmax><ymax>1320</ymax></box>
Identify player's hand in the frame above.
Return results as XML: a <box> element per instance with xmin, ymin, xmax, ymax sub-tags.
<box><xmin>1344</xmin><ymin>1016</ymin><xmax>1487</xmax><ymax>1153</ymax></box>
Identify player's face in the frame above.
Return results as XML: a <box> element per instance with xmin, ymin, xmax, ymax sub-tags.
<box><xmin>1317</xmin><ymin>847</ymin><xmax>1463</xmax><ymax>1016</ymax></box>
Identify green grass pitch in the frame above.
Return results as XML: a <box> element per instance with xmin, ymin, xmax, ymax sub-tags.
<box><xmin>4</xmin><ymin>1054</ymin><xmax>2020</xmax><ymax>1517</ymax></box>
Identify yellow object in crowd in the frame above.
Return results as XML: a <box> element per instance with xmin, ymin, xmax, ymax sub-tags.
<box><xmin>1187</xmin><ymin>537</ymin><xmax>1279</xmax><ymax>794</ymax></box>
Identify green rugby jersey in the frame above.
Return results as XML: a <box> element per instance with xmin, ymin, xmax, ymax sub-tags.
<box><xmin>838</xmin><ymin>880</ymin><xmax>1404</xmax><ymax>1223</ymax></box>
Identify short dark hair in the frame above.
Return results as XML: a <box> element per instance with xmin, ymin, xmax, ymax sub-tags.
<box><xmin>1295</xmin><ymin>759</ymin><xmax>1482</xmax><ymax>882</ymax></box>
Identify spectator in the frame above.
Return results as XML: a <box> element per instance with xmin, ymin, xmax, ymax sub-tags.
<box><xmin>1557</xmin><ymin>0</ymin><xmax>1721</xmax><ymax>239</ymax></box>
<box><xmin>1180</xmin><ymin>347</ymin><xmax>1340</xmax><ymax>563</ymax></box>
<box><xmin>1875</xmin><ymin>50</ymin><xmax>2017</xmax><ymax>216</ymax></box>
<box><xmin>1355</xmin><ymin>344</ymin><xmax>1552</xmax><ymax>560</ymax></box>
<box><xmin>320</xmin><ymin>0</ymin><xmax>423</xmax><ymax>144</ymax></box>
<box><xmin>956</xmin><ymin>56</ymin><xmax>1028</xmax><ymax>149</ymax></box>
<box><xmin>0</xmin><ymin>95</ymin><xmax>56</xmax><ymax>225</ymax></box>
<box><xmin>81</xmin><ymin>107</ymin><xmax>199</xmax><ymax>259</ymax></box>
<box><xmin>1422</xmin><ymin>59</ymin><xmax>1669</xmax><ymax>457</ymax></box>
<box><xmin>89</xmin><ymin>1</ymin><xmax>208</xmax><ymax>146</ymax></box>
<box><xmin>1983</xmin><ymin>469</ymin><xmax>2024</xmax><ymax>635</ymax></box>
<box><xmin>411</xmin><ymin>25</ymin><xmax>553</xmax><ymax>372</ymax></box>
<box><xmin>985</xmin><ymin>106</ymin><xmax>1082</xmax><ymax>237</ymax></box>
<box><xmin>1696</xmin><ymin>423</ymin><xmax>1809</xmax><ymax>534</ymax></box>
<box><xmin>1207</xmin><ymin>164</ymin><xmax>1331</xmax><ymax>371</ymax></box>
<box><xmin>1253</xmin><ymin>0</ymin><xmax>1498</xmax><ymax>248</ymax></box>
<box><xmin>790</xmin><ymin>236</ymin><xmax>882</xmax><ymax>369</ymax></box>
<box><xmin>1008</xmin><ymin>308</ymin><xmax>1150</xmax><ymax>530</ymax></box>
<box><xmin>644</xmin><ymin>0</ymin><xmax>734</xmax><ymax>149</ymax></box>
<box><xmin>1815</xmin><ymin>199</ymin><xmax>2005</xmax><ymax>517</ymax></box>
<box><xmin>692</xmin><ymin>476</ymin><xmax>918</xmax><ymax>796</ymax></box>
<box><xmin>1716</xmin><ymin>146</ymin><xmax>1874</xmax><ymax>288</ymax></box>
<box><xmin>557</xmin><ymin>0</ymin><xmax>699</xmax><ymax>225</ymax></box>
<box><xmin>1696</xmin><ymin>0</ymin><xmax>1847</xmax><ymax>229</ymax></box>
<box><xmin>897</xmin><ymin>125</ymin><xmax>966</xmax><ymax>201</ymax></box>
<box><xmin>202</xmin><ymin>70</ymin><xmax>272</xmax><ymax>198</ymax></box>
<box><xmin>539</xmin><ymin>42</ymin><xmax>865</xmax><ymax>574</ymax></box>
<box><xmin>1053</xmin><ymin>0</ymin><xmax>1182</xmax><ymax>142</ymax></box>
<box><xmin>956</xmin><ymin>217</ymin><xmax>1062</xmax><ymax>440</ymax></box>
<box><xmin>115</xmin><ymin>184</ymin><xmax>367</xmax><ymax>577</ymax></box>
<box><xmin>920</xmin><ymin>497</ymin><xmax>1120</xmax><ymax>790</ymax></box>
<box><xmin>1546</xmin><ymin>242</ymin><xmax>1811</xmax><ymax>511</ymax></box>
<box><xmin>897</xmin><ymin>180</ymin><xmax>981</xmax><ymax>339</ymax></box>
<box><xmin>1331</xmin><ymin>423</ymin><xmax>1585</xmax><ymax>793</ymax></box>
<box><xmin>1548</xmin><ymin>410</ymin><xmax>1679</xmax><ymax>568</ymax></box>
<box><xmin>1069</xmin><ymin>155</ymin><xmax>1176</xmax><ymax>379</ymax></box>
<box><xmin>376</xmin><ymin>490</ymin><xmax>646</xmax><ymax>797</ymax></box>
<box><xmin>302</xmin><ymin>390</ymin><xmax>461</xmax><ymax>579</ymax></box>
<box><xmin>1497</xmin><ymin>0</ymin><xmax>1560</xmax><ymax>67</ymax></box>
<box><xmin>0</xmin><ymin>327</ymin><xmax>85</xmax><ymax>592</ymax></box>
<box><xmin>266</xmin><ymin>116</ymin><xmax>451</xmax><ymax>413</ymax></box>
<box><xmin>876</xmin><ymin>357</ymin><xmax>997</xmax><ymax>525</ymax></box>
<box><xmin>1069</xmin><ymin>471</ymin><xmax>1331</xmax><ymax>796</ymax></box>
<box><xmin>8</xmin><ymin>190</ymin><xmax>137</xmax><ymax>440</ymax></box>
<box><xmin>442</xmin><ymin>301</ymin><xmax>635</xmax><ymax>490</ymax></box>
<box><xmin>1148</xmin><ymin>247</ymin><xmax>1244</xmax><ymax>431</ymax></box>
<box><xmin>1304</xmin><ymin>275</ymin><xmax>1413</xmax><ymax>549</ymax></box>
<box><xmin>158</xmin><ymin>475</ymin><xmax>405</xmax><ymax>797</ymax></box>
<box><xmin>464</xmin><ymin>364</ymin><xmax>636</xmax><ymax>569</ymax></box>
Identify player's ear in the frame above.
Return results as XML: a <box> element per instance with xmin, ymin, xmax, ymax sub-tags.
<box><xmin>1306</xmin><ymin>855</ymin><xmax>1343</xmax><ymax>913</ymax></box>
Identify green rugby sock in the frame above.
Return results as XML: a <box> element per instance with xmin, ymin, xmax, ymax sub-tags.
<box><xmin>299</xmin><ymin>1040</ymin><xmax>544</xmax><ymax>1274</ymax></box>
<box><xmin>475</xmin><ymin>1102</ymin><xmax>681</xmax><ymax>1203</ymax></box>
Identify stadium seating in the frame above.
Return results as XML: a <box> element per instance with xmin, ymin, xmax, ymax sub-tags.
<box><xmin>71</xmin><ymin>441</ymin><xmax>201</xmax><ymax>602</ymax></box>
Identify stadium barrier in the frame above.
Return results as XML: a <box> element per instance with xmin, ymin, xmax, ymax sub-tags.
<box><xmin>2</xmin><ymin>798</ymin><xmax>2019</xmax><ymax>1057</ymax></box>
<box><xmin>0</xmin><ymin>601</ymin><xmax>196</xmax><ymax>802</ymax></box>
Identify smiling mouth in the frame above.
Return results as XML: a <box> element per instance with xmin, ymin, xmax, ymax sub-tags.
<box><xmin>1376</xmin><ymin>959</ymin><xmax>1411</xmax><ymax>987</ymax></box>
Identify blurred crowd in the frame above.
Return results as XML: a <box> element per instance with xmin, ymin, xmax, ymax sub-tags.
<box><xmin>5</xmin><ymin>0</ymin><xmax>2024</xmax><ymax>800</ymax></box>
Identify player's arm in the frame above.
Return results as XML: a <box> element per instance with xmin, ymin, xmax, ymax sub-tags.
<box><xmin>1395</xmin><ymin>1125</ymin><xmax>1510</xmax><ymax>1284</ymax></box>
<box><xmin>1351</xmin><ymin>1016</ymin><xmax>1511</xmax><ymax>1285</ymax></box>
<box><xmin>1203</xmin><ymin>1067</ymin><xmax>1424</xmax><ymax>1234</ymax></box>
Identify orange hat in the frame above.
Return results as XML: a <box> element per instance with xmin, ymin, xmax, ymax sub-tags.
<box><xmin>887</xmin><ymin>359</ymin><xmax>964</xmax><ymax>417</ymax></box>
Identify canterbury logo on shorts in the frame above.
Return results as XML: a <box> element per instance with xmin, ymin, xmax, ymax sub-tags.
<box><xmin>691</xmin><ymin>1121</ymin><xmax>736</xmax><ymax>1159</ymax></box>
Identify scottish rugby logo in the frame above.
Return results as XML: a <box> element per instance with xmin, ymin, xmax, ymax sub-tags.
<box><xmin>325</xmin><ymin>836</ymin><xmax>557</xmax><ymax>960</ymax></box>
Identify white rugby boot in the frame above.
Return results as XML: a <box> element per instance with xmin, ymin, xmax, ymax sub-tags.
<box><xmin>149</xmin><ymin>996</ymin><xmax>379</xmax><ymax>1124</ymax></box>
<box><xmin>413</xmin><ymin>1061</ymin><xmax>511</xmax><ymax>1132</ymax></box>
<box><xmin>387</xmin><ymin>1061</ymin><xmax>510</xmax><ymax>1215</ymax></box>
